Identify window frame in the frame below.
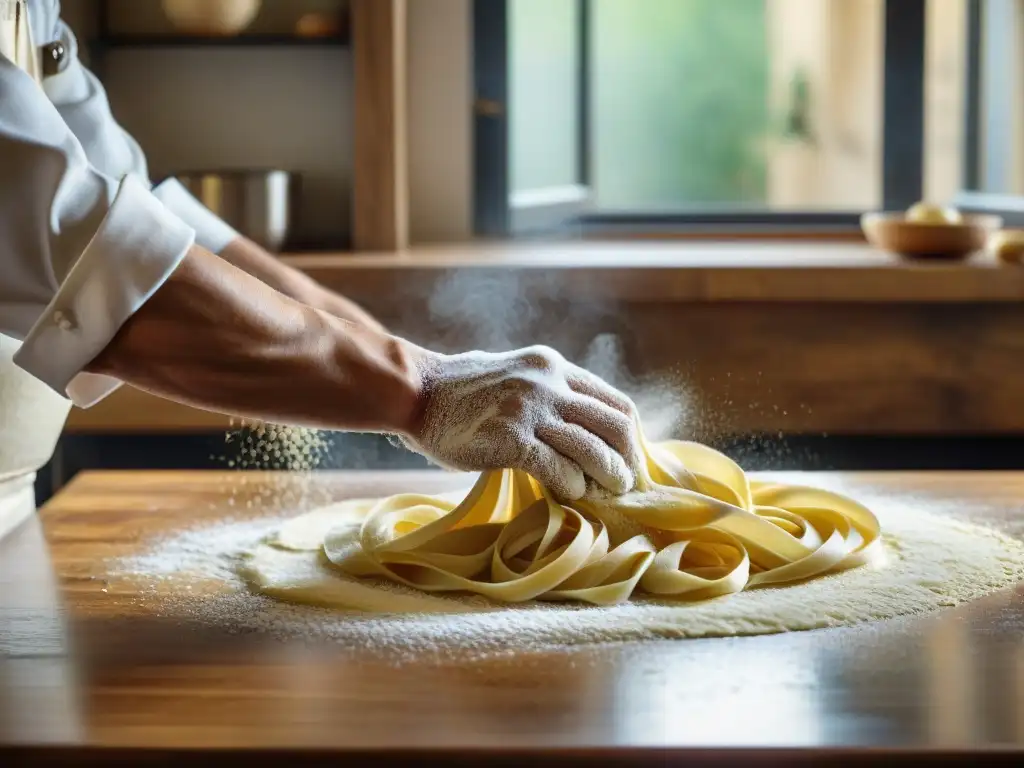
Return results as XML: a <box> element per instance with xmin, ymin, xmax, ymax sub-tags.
<box><xmin>473</xmin><ymin>0</ymin><xmax>932</xmax><ymax>238</ymax></box>
<box><xmin>953</xmin><ymin>0</ymin><xmax>1024</xmax><ymax>226</ymax></box>
<box><xmin>473</xmin><ymin>0</ymin><xmax>593</xmax><ymax>237</ymax></box>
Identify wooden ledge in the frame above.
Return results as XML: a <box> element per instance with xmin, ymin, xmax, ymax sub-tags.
<box><xmin>282</xmin><ymin>242</ymin><xmax>1024</xmax><ymax>303</ymax></box>
<box><xmin>64</xmin><ymin>241</ymin><xmax>1024</xmax><ymax>434</ymax></box>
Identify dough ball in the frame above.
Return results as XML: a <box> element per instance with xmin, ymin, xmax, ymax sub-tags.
<box><xmin>989</xmin><ymin>229</ymin><xmax>1024</xmax><ymax>264</ymax></box>
<box><xmin>906</xmin><ymin>201</ymin><xmax>963</xmax><ymax>225</ymax></box>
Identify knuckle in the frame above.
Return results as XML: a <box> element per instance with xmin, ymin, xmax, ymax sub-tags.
<box><xmin>566</xmin><ymin>361</ymin><xmax>593</xmax><ymax>380</ymax></box>
<box><xmin>517</xmin><ymin>345</ymin><xmax>561</xmax><ymax>372</ymax></box>
<box><xmin>606</xmin><ymin>387</ymin><xmax>635</xmax><ymax>413</ymax></box>
<box><xmin>498</xmin><ymin>390</ymin><xmax>530</xmax><ymax>417</ymax></box>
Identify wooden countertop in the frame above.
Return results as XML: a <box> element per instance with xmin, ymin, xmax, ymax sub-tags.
<box><xmin>3</xmin><ymin>469</ymin><xmax>1024</xmax><ymax>764</ymax></box>
<box><xmin>283</xmin><ymin>241</ymin><xmax>1024</xmax><ymax>303</ymax></box>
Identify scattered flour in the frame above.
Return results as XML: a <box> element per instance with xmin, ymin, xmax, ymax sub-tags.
<box><xmin>212</xmin><ymin>419</ymin><xmax>332</xmax><ymax>473</ymax></box>
<box><xmin>108</xmin><ymin>476</ymin><xmax>1024</xmax><ymax>660</ymax></box>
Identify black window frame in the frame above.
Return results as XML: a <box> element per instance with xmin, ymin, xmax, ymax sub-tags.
<box><xmin>953</xmin><ymin>0</ymin><xmax>1024</xmax><ymax>226</ymax></box>
<box><xmin>474</xmin><ymin>0</ymin><xmax>594</xmax><ymax>236</ymax></box>
<box><xmin>474</xmin><ymin>0</ymin><xmax>1018</xmax><ymax>238</ymax></box>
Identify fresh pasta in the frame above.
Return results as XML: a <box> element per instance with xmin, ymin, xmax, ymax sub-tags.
<box><xmin>275</xmin><ymin>433</ymin><xmax>882</xmax><ymax>606</ymax></box>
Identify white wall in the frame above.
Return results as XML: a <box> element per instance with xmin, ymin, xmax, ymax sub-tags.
<box><xmin>103</xmin><ymin>48</ymin><xmax>352</xmax><ymax>247</ymax></box>
<box><xmin>406</xmin><ymin>0</ymin><xmax>473</xmax><ymax>243</ymax></box>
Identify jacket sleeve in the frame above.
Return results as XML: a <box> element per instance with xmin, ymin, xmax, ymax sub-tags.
<box><xmin>0</xmin><ymin>53</ymin><xmax>196</xmax><ymax>407</ymax></box>
<box><xmin>42</xmin><ymin>15</ymin><xmax>239</xmax><ymax>255</ymax></box>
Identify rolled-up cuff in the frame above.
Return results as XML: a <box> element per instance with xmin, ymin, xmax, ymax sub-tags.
<box><xmin>65</xmin><ymin>372</ymin><xmax>123</xmax><ymax>409</ymax></box>
<box><xmin>14</xmin><ymin>175</ymin><xmax>196</xmax><ymax>408</ymax></box>
<box><xmin>152</xmin><ymin>177</ymin><xmax>240</xmax><ymax>255</ymax></box>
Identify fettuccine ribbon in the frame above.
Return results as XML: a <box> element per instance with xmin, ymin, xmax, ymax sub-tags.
<box><xmin>310</xmin><ymin>433</ymin><xmax>882</xmax><ymax>606</ymax></box>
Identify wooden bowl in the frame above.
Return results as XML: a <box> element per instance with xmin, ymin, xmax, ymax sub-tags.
<box><xmin>861</xmin><ymin>211</ymin><xmax>1003</xmax><ymax>260</ymax></box>
<box><xmin>161</xmin><ymin>0</ymin><xmax>262</xmax><ymax>36</ymax></box>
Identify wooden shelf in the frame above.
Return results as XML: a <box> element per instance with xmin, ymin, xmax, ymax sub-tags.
<box><xmin>93</xmin><ymin>34</ymin><xmax>350</xmax><ymax>49</ymax></box>
<box><xmin>278</xmin><ymin>242</ymin><xmax>1024</xmax><ymax>303</ymax></box>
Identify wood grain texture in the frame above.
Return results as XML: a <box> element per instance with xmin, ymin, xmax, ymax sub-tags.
<box><xmin>351</xmin><ymin>0</ymin><xmax>409</xmax><ymax>252</ymax></box>
<box><xmin>59</xmin><ymin>242</ymin><xmax>1024</xmax><ymax>434</ymax></box>
<box><xmin>1</xmin><ymin>469</ymin><xmax>1024</xmax><ymax>764</ymax></box>
<box><xmin>620</xmin><ymin>303</ymin><xmax>1024</xmax><ymax>437</ymax></box>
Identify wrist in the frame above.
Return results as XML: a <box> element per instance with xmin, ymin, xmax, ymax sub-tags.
<box><xmin>320</xmin><ymin>319</ymin><xmax>432</xmax><ymax>436</ymax></box>
<box><xmin>389</xmin><ymin>339</ymin><xmax>432</xmax><ymax>438</ymax></box>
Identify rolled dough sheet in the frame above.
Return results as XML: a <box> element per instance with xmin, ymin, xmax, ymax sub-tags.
<box><xmin>240</xmin><ymin>498</ymin><xmax>1024</xmax><ymax>641</ymax></box>
<box><xmin>257</xmin><ymin>439</ymin><xmax>886</xmax><ymax>606</ymax></box>
<box><xmin>239</xmin><ymin>472</ymin><xmax>1024</xmax><ymax>644</ymax></box>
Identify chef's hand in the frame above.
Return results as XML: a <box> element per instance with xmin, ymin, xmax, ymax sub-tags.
<box><xmin>397</xmin><ymin>345</ymin><xmax>642</xmax><ymax>501</ymax></box>
<box><xmin>219</xmin><ymin>237</ymin><xmax>385</xmax><ymax>332</ymax></box>
<box><xmin>90</xmin><ymin>245</ymin><xmax>638</xmax><ymax>501</ymax></box>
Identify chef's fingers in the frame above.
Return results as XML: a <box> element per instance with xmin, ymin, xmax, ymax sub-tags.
<box><xmin>556</xmin><ymin>393</ymin><xmax>643</xmax><ymax>475</ymax></box>
<box><xmin>536</xmin><ymin>422</ymin><xmax>634</xmax><ymax>496</ymax></box>
<box><xmin>565</xmin><ymin>367</ymin><xmax>637</xmax><ymax>419</ymax></box>
<box><xmin>521</xmin><ymin>440</ymin><xmax>587</xmax><ymax>502</ymax></box>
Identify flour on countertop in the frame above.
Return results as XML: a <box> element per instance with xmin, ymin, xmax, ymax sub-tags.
<box><xmin>117</xmin><ymin>517</ymin><xmax>285</xmax><ymax>585</ymax></box>
<box><xmin>108</xmin><ymin>477</ymin><xmax>1024</xmax><ymax>660</ymax></box>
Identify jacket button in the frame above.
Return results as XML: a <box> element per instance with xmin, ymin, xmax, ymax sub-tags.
<box><xmin>53</xmin><ymin>310</ymin><xmax>76</xmax><ymax>331</ymax></box>
<box><xmin>42</xmin><ymin>41</ymin><xmax>66</xmax><ymax>77</ymax></box>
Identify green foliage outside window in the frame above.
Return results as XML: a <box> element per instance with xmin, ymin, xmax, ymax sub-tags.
<box><xmin>591</xmin><ymin>0</ymin><xmax>770</xmax><ymax>208</ymax></box>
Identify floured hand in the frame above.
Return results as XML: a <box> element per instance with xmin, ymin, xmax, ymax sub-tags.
<box><xmin>398</xmin><ymin>345</ymin><xmax>641</xmax><ymax>500</ymax></box>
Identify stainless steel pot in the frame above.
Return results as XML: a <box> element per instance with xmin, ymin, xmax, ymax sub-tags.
<box><xmin>173</xmin><ymin>170</ymin><xmax>294</xmax><ymax>252</ymax></box>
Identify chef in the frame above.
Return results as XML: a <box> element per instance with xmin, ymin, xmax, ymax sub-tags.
<box><xmin>0</xmin><ymin>0</ymin><xmax>641</xmax><ymax>531</ymax></box>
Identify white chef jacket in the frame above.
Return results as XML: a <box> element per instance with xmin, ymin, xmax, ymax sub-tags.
<box><xmin>1</xmin><ymin>0</ymin><xmax>240</xmax><ymax>408</ymax></box>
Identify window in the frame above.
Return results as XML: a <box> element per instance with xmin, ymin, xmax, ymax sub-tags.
<box><xmin>474</xmin><ymin>0</ymin><xmax>1021</xmax><ymax>236</ymax></box>
<box><xmin>589</xmin><ymin>0</ymin><xmax>882</xmax><ymax>213</ymax></box>
<box><xmin>474</xmin><ymin>0</ymin><xmax>591</xmax><ymax>234</ymax></box>
<box><xmin>952</xmin><ymin>0</ymin><xmax>1024</xmax><ymax>224</ymax></box>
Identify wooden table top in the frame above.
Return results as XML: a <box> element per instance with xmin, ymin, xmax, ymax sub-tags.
<box><xmin>3</xmin><ymin>469</ymin><xmax>1024</xmax><ymax>766</ymax></box>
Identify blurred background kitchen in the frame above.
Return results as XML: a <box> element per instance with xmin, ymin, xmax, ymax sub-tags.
<box><xmin>40</xmin><ymin>0</ymin><xmax>1024</xmax><ymax>502</ymax></box>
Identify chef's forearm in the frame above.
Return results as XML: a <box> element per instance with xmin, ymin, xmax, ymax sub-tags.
<box><xmin>218</xmin><ymin>237</ymin><xmax>385</xmax><ymax>331</ymax></box>
<box><xmin>216</xmin><ymin>237</ymin><xmax>311</xmax><ymax>300</ymax></box>
<box><xmin>87</xmin><ymin>245</ymin><xmax>423</xmax><ymax>433</ymax></box>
